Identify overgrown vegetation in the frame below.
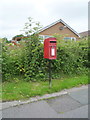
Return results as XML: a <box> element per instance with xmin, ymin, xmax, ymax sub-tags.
<box><xmin>1</xmin><ymin>18</ymin><xmax>89</xmax><ymax>82</ymax></box>
<box><xmin>2</xmin><ymin>36</ymin><xmax>88</xmax><ymax>82</ymax></box>
<box><xmin>0</xmin><ymin>18</ymin><xmax>89</xmax><ymax>101</ymax></box>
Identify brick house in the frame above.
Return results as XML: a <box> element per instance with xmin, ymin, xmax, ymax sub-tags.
<box><xmin>11</xmin><ymin>19</ymin><xmax>80</xmax><ymax>45</ymax></box>
<box><xmin>39</xmin><ymin>19</ymin><xmax>80</xmax><ymax>41</ymax></box>
<box><xmin>79</xmin><ymin>31</ymin><xmax>90</xmax><ymax>38</ymax></box>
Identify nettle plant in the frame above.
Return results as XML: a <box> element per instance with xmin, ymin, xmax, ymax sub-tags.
<box><xmin>21</xmin><ymin>17</ymin><xmax>48</xmax><ymax>81</ymax></box>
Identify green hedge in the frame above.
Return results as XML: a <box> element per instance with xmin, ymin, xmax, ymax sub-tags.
<box><xmin>2</xmin><ymin>35</ymin><xmax>88</xmax><ymax>82</ymax></box>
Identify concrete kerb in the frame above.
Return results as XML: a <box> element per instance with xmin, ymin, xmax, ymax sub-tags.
<box><xmin>1</xmin><ymin>91</ymin><xmax>68</xmax><ymax>110</ymax></box>
<box><xmin>1</xmin><ymin>84</ymin><xmax>88</xmax><ymax>110</ymax></box>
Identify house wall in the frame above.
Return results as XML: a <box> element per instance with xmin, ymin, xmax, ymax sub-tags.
<box><xmin>39</xmin><ymin>22</ymin><xmax>79</xmax><ymax>40</ymax></box>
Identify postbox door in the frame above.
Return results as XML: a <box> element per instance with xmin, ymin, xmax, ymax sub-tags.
<box><xmin>50</xmin><ymin>46</ymin><xmax>56</xmax><ymax>57</ymax></box>
<box><xmin>51</xmin><ymin>47</ymin><xmax>55</xmax><ymax>56</ymax></box>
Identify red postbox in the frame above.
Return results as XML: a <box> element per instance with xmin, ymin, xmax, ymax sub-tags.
<box><xmin>44</xmin><ymin>37</ymin><xmax>57</xmax><ymax>59</ymax></box>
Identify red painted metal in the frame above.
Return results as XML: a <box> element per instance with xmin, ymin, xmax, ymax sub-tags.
<box><xmin>44</xmin><ymin>37</ymin><xmax>57</xmax><ymax>59</ymax></box>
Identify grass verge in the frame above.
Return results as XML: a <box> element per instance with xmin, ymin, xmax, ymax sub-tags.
<box><xmin>1</xmin><ymin>74</ymin><xmax>88</xmax><ymax>101</ymax></box>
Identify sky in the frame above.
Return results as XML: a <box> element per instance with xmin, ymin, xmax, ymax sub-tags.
<box><xmin>0</xmin><ymin>0</ymin><xmax>89</xmax><ymax>40</ymax></box>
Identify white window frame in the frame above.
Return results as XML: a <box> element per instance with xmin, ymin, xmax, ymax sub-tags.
<box><xmin>64</xmin><ymin>37</ymin><xmax>76</xmax><ymax>41</ymax></box>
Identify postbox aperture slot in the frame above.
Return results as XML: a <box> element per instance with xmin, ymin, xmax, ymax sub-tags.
<box><xmin>50</xmin><ymin>41</ymin><xmax>56</xmax><ymax>43</ymax></box>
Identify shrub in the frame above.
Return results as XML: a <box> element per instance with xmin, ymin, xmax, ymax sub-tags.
<box><xmin>1</xmin><ymin>17</ymin><xmax>88</xmax><ymax>82</ymax></box>
<box><xmin>2</xmin><ymin>44</ymin><xmax>25</xmax><ymax>81</ymax></box>
<box><xmin>2</xmin><ymin>35</ymin><xmax>88</xmax><ymax>82</ymax></box>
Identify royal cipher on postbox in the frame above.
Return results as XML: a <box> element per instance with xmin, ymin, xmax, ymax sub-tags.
<box><xmin>44</xmin><ymin>37</ymin><xmax>57</xmax><ymax>60</ymax></box>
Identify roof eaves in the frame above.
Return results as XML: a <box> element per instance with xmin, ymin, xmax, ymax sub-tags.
<box><xmin>60</xmin><ymin>19</ymin><xmax>80</xmax><ymax>37</ymax></box>
<box><xmin>39</xmin><ymin>19</ymin><xmax>80</xmax><ymax>38</ymax></box>
<box><xmin>39</xmin><ymin>19</ymin><xmax>61</xmax><ymax>33</ymax></box>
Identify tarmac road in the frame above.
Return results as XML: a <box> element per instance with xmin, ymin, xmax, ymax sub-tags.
<box><xmin>1</xmin><ymin>85</ymin><xmax>88</xmax><ymax>118</ymax></box>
